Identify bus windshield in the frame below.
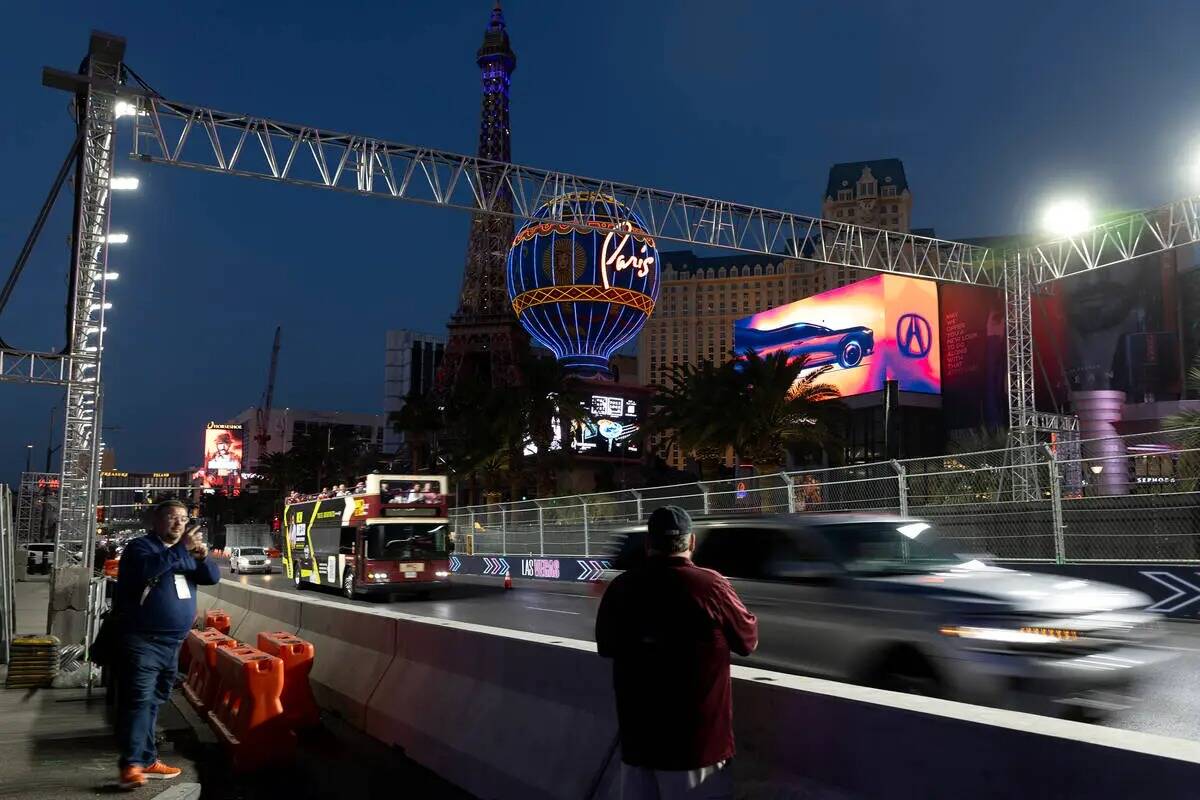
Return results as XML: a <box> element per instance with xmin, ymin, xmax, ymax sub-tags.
<box><xmin>365</xmin><ymin>524</ymin><xmax>449</xmax><ymax>561</ymax></box>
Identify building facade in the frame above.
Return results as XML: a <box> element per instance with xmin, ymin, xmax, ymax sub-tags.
<box><xmin>232</xmin><ymin>406</ymin><xmax>385</xmax><ymax>462</ymax></box>
<box><xmin>638</xmin><ymin>159</ymin><xmax>921</xmax><ymax>470</ymax></box>
<box><xmin>384</xmin><ymin>329</ymin><xmax>447</xmax><ymax>453</ymax></box>
<box><xmin>821</xmin><ymin>159</ymin><xmax>912</xmax><ymax>233</ymax></box>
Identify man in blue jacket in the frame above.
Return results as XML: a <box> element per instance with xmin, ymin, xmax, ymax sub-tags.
<box><xmin>113</xmin><ymin>500</ymin><xmax>220</xmax><ymax>790</ymax></box>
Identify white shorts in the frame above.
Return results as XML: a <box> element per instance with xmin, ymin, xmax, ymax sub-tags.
<box><xmin>620</xmin><ymin>760</ymin><xmax>732</xmax><ymax>800</ymax></box>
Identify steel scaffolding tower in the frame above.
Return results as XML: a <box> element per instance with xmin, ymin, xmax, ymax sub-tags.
<box><xmin>40</xmin><ymin>33</ymin><xmax>123</xmax><ymax>636</ymax></box>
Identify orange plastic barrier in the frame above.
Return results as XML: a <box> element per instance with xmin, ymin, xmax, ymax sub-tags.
<box><xmin>257</xmin><ymin>632</ymin><xmax>320</xmax><ymax>730</ymax></box>
<box><xmin>207</xmin><ymin>646</ymin><xmax>296</xmax><ymax>771</ymax></box>
<box><xmin>204</xmin><ymin>609</ymin><xmax>232</xmax><ymax>636</ymax></box>
<box><xmin>181</xmin><ymin>628</ymin><xmax>238</xmax><ymax>713</ymax></box>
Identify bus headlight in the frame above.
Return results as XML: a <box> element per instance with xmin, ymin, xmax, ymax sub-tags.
<box><xmin>435</xmin><ymin>571</ymin><xmax>449</xmax><ymax>578</ymax></box>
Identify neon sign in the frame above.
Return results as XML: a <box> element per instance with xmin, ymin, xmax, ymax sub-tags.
<box><xmin>507</xmin><ymin>194</ymin><xmax>659</xmax><ymax>376</ymax></box>
<box><xmin>600</xmin><ymin>222</ymin><xmax>655</xmax><ymax>289</ymax></box>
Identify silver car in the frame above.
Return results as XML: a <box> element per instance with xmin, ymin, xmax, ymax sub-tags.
<box><xmin>229</xmin><ymin>546</ymin><xmax>273</xmax><ymax>574</ymax></box>
<box><xmin>605</xmin><ymin>513</ymin><xmax>1169</xmax><ymax>720</ymax></box>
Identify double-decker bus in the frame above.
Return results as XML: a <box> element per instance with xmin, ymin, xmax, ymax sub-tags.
<box><xmin>283</xmin><ymin>474</ymin><xmax>452</xmax><ymax>599</ymax></box>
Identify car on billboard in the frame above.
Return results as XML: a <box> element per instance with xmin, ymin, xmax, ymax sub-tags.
<box><xmin>598</xmin><ymin>513</ymin><xmax>1168</xmax><ymax>720</ymax></box>
<box><xmin>735</xmin><ymin>321</ymin><xmax>875</xmax><ymax>368</ymax></box>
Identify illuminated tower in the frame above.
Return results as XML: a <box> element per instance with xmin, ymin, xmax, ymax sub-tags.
<box><xmin>437</xmin><ymin>2</ymin><xmax>526</xmax><ymax>391</ymax></box>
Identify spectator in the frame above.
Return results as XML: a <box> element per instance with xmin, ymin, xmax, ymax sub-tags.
<box><xmin>595</xmin><ymin>506</ymin><xmax>757</xmax><ymax>800</ymax></box>
<box><xmin>112</xmin><ymin>500</ymin><xmax>220</xmax><ymax>790</ymax></box>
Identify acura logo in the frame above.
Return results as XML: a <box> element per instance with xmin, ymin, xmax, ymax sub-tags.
<box><xmin>897</xmin><ymin>313</ymin><xmax>932</xmax><ymax>358</ymax></box>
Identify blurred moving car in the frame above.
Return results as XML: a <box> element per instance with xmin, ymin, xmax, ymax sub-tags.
<box><xmin>602</xmin><ymin>513</ymin><xmax>1169</xmax><ymax>720</ymax></box>
<box><xmin>229</xmin><ymin>546</ymin><xmax>273</xmax><ymax>574</ymax></box>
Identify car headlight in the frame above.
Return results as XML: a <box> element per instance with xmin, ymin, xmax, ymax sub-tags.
<box><xmin>263</xmin><ymin>559</ymin><xmax>272</xmax><ymax>565</ymax></box>
<box><xmin>939</xmin><ymin>625</ymin><xmax>1079</xmax><ymax>644</ymax></box>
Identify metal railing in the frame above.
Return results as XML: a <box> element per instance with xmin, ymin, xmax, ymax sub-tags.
<box><xmin>0</xmin><ymin>486</ymin><xmax>16</xmax><ymax>664</ymax></box>
<box><xmin>450</xmin><ymin>426</ymin><xmax>1200</xmax><ymax>564</ymax></box>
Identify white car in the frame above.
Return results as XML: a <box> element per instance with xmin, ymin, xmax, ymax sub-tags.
<box><xmin>229</xmin><ymin>547</ymin><xmax>273</xmax><ymax>574</ymax></box>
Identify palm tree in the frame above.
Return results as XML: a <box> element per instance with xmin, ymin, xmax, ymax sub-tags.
<box><xmin>728</xmin><ymin>351</ymin><xmax>841</xmax><ymax>474</ymax></box>
<box><xmin>648</xmin><ymin>360</ymin><xmax>740</xmax><ymax>480</ymax></box>
<box><xmin>1166</xmin><ymin>354</ymin><xmax>1200</xmax><ymax>488</ymax></box>
<box><xmin>515</xmin><ymin>354</ymin><xmax>593</xmax><ymax>496</ymax></box>
<box><xmin>391</xmin><ymin>391</ymin><xmax>445</xmax><ymax>473</ymax></box>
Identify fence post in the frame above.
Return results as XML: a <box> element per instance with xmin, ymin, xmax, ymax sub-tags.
<box><xmin>782</xmin><ymin>473</ymin><xmax>796</xmax><ymax>514</ymax></box>
<box><xmin>582</xmin><ymin>499</ymin><xmax>590</xmax><ymax>556</ymax></box>
<box><xmin>499</xmin><ymin>505</ymin><xmax>507</xmax><ymax>557</ymax></box>
<box><xmin>631</xmin><ymin>489</ymin><xmax>643</xmax><ymax>522</ymax></box>
<box><xmin>699</xmin><ymin>483</ymin><xmax>711</xmax><ymax>514</ymax></box>
<box><xmin>891</xmin><ymin>460</ymin><xmax>909</xmax><ymax>517</ymax></box>
<box><xmin>1044</xmin><ymin>444</ymin><xmax>1066</xmax><ymax>564</ymax></box>
<box><xmin>534</xmin><ymin>501</ymin><xmax>545</xmax><ymax>556</ymax></box>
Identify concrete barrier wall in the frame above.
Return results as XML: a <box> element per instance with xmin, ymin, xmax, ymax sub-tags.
<box><xmin>370</xmin><ymin>618</ymin><xmax>616</xmax><ymax>800</ymax></box>
<box><xmin>295</xmin><ymin>600</ymin><xmax>397</xmax><ymax>729</ymax></box>
<box><xmin>199</xmin><ymin>582</ymin><xmax>1200</xmax><ymax>799</ymax></box>
<box><xmin>231</xmin><ymin>587</ymin><xmax>302</xmax><ymax>641</ymax></box>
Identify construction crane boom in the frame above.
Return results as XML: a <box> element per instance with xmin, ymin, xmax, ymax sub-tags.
<box><xmin>254</xmin><ymin>326</ymin><xmax>281</xmax><ymax>464</ymax></box>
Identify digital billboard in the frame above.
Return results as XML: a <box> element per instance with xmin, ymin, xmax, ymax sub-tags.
<box><xmin>202</xmin><ymin>422</ymin><xmax>244</xmax><ymax>493</ymax></box>
<box><xmin>734</xmin><ymin>274</ymin><xmax>941</xmax><ymax>397</ymax></box>
<box><xmin>939</xmin><ymin>283</ymin><xmax>1008</xmax><ymax>429</ymax></box>
<box><xmin>570</xmin><ymin>392</ymin><xmax>643</xmax><ymax>458</ymax></box>
<box><xmin>522</xmin><ymin>386</ymin><xmax>646</xmax><ymax>460</ymax></box>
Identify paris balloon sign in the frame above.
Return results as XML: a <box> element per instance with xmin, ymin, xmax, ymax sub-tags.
<box><xmin>734</xmin><ymin>274</ymin><xmax>941</xmax><ymax>397</ymax></box>
<box><xmin>507</xmin><ymin>193</ymin><xmax>659</xmax><ymax>376</ymax></box>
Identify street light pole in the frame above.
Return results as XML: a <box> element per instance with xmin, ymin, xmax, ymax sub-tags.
<box><xmin>24</xmin><ymin>444</ymin><xmax>33</xmax><ymax>474</ymax></box>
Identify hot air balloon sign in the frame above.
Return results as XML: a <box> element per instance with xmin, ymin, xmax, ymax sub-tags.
<box><xmin>506</xmin><ymin>193</ymin><xmax>659</xmax><ymax>376</ymax></box>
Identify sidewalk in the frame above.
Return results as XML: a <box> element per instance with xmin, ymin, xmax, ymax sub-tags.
<box><xmin>0</xmin><ymin>580</ymin><xmax>473</xmax><ymax>799</ymax></box>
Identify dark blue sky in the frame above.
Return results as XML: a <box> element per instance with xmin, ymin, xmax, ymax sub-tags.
<box><xmin>3</xmin><ymin>0</ymin><xmax>1200</xmax><ymax>485</ymax></box>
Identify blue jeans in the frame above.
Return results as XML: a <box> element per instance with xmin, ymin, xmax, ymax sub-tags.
<box><xmin>116</xmin><ymin>632</ymin><xmax>182</xmax><ymax>768</ymax></box>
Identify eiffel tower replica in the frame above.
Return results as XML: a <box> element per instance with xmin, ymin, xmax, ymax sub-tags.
<box><xmin>436</xmin><ymin>2</ymin><xmax>527</xmax><ymax>393</ymax></box>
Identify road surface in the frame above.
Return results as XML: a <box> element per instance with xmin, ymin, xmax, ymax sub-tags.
<box><xmin>220</xmin><ymin>565</ymin><xmax>1200</xmax><ymax>740</ymax></box>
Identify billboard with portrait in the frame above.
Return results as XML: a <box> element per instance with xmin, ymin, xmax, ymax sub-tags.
<box><xmin>734</xmin><ymin>274</ymin><xmax>941</xmax><ymax>397</ymax></box>
<box><xmin>202</xmin><ymin>423</ymin><xmax>244</xmax><ymax>493</ymax></box>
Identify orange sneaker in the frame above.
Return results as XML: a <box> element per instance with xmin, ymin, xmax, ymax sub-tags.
<box><xmin>118</xmin><ymin>765</ymin><xmax>146</xmax><ymax>790</ymax></box>
<box><xmin>142</xmin><ymin>760</ymin><xmax>182</xmax><ymax>780</ymax></box>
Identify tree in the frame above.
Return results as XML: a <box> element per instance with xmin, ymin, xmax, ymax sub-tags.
<box><xmin>648</xmin><ymin>360</ymin><xmax>739</xmax><ymax>480</ymax></box>
<box><xmin>729</xmin><ymin>351</ymin><xmax>841</xmax><ymax>474</ymax></box>
<box><xmin>515</xmin><ymin>354</ymin><xmax>593</xmax><ymax>497</ymax></box>
<box><xmin>391</xmin><ymin>391</ymin><xmax>445</xmax><ymax>473</ymax></box>
<box><xmin>1166</xmin><ymin>354</ymin><xmax>1200</xmax><ymax>488</ymax></box>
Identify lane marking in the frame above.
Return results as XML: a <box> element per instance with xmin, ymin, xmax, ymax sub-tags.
<box><xmin>525</xmin><ymin>606</ymin><xmax>582</xmax><ymax>615</ymax></box>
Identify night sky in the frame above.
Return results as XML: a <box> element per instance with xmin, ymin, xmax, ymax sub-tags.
<box><xmin>2</xmin><ymin>0</ymin><xmax>1199</xmax><ymax>486</ymax></box>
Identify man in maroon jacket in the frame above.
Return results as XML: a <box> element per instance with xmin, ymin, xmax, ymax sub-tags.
<box><xmin>596</xmin><ymin>506</ymin><xmax>759</xmax><ymax>799</ymax></box>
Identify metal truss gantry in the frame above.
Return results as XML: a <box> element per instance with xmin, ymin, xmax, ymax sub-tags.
<box><xmin>125</xmin><ymin>94</ymin><xmax>998</xmax><ymax>286</ymax></box>
<box><xmin>18</xmin><ymin>32</ymin><xmax>1200</xmax><ymax>571</ymax></box>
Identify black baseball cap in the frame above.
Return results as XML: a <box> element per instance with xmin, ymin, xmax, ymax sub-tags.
<box><xmin>647</xmin><ymin>505</ymin><xmax>692</xmax><ymax>537</ymax></box>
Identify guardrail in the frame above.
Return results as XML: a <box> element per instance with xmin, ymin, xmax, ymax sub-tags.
<box><xmin>451</xmin><ymin>426</ymin><xmax>1200</xmax><ymax>564</ymax></box>
<box><xmin>198</xmin><ymin>580</ymin><xmax>1200</xmax><ymax>799</ymax></box>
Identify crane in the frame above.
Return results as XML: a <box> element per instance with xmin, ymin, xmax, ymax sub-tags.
<box><xmin>254</xmin><ymin>326</ymin><xmax>281</xmax><ymax>466</ymax></box>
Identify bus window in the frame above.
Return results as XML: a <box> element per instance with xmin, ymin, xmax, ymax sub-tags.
<box><xmin>339</xmin><ymin>526</ymin><xmax>356</xmax><ymax>555</ymax></box>
<box><xmin>366</xmin><ymin>524</ymin><xmax>448</xmax><ymax>560</ymax></box>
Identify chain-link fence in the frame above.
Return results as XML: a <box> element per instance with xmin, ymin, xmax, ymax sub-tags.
<box><xmin>450</xmin><ymin>426</ymin><xmax>1200</xmax><ymax>563</ymax></box>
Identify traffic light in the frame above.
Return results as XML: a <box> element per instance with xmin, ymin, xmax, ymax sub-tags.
<box><xmin>96</xmin><ymin>505</ymin><xmax>106</xmax><ymax>523</ymax></box>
